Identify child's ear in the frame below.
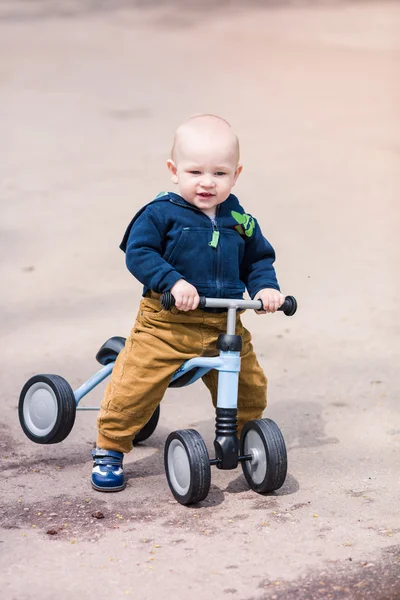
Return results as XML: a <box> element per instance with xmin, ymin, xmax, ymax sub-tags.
<box><xmin>167</xmin><ymin>159</ymin><xmax>179</xmax><ymax>184</ymax></box>
<box><xmin>233</xmin><ymin>164</ymin><xmax>243</xmax><ymax>186</ymax></box>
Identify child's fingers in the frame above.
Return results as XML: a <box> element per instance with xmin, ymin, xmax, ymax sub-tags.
<box><xmin>174</xmin><ymin>291</ymin><xmax>199</xmax><ymax>311</ymax></box>
<box><xmin>269</xmin><ymin>298</ymin><xmax>282</xmax><ymax>313</ymax></box>
<box><xmin>174</xmin><ymin>294</ymin><xmax>186</xmax><ymax>310</ymax></box>
<box><xmin>186</xmin><ymin>294</ymin><xmax>200</xmax><ymax>311</ymax></box>
<box><xmin>182</xmin><ymin>295</ymin><xmax>191</xmax><ymax>311</ymax></box>
<box><xmin>254</xmin><ymin>291</ymin><xmax>285</xmax><ymax>315</ymax></box>
<box><xmin>268</xmin><ymin>299</ymin><xmax>278</xmax><ymax>313</ymax></box>
<box><xmin>257</xmin><ymin>297</ymin><xmax>276</xmax><ymax>313</ymax></box>
<box><xmin>272</xmin><ymin>294</ymin><xmax>285</xmax><ymax>312</ymax></box>
<box><xmin>180</xmin><ymin>295</ymin><xmax>190</xmax><ymax>311</ymax></box>
<box><xmin>191</xmin><ymin>294</ymin><xmax>200</xmax><ymax>310</ymax></box>
<box><xmin>180</xmin><ymin>294</ymin><xmax>196</xmax><ymax>311</ymax></box>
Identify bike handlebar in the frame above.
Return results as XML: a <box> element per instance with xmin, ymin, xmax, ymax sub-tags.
<box><xmin>160</xmin><ymin>292</ymin><xmax>297</xmax><ymax>316</ymax></box>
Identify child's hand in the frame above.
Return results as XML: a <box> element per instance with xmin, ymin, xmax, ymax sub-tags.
<box><xmin>254</xmin><ymin>288</ymin><xmax>285</xmax><ymax>314</ymax></box>
<box><xmin>171</xmin><ymin>279</ymin><xmax>200</xmax><ymax>311</ymax></box>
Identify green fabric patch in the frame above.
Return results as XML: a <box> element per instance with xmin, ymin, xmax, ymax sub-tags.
<box><xmin>155</xmin><ymin>191</ymin><xmax>168</xmax><ymax>198</ymax></box>
<box><xmin>234</xmin><ymin>224</ymin><xmax>245</xmax><ymax>235</ymax></box>
<box><xmin>231</xmin><ymin>210</ymin><xmax>255</xmax><ymax>238</ymax></box>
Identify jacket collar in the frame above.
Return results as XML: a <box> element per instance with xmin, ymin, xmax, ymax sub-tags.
<box><xmin>167</xmin><ymin>192</ymin><xmax>240</xmax><ymax>217</ymax></box>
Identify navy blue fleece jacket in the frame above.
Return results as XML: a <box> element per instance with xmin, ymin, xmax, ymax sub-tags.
<box><xmin>120</xmin><ymin>192</ymin><xmax>279</xmax><ymax>300</ymax></box>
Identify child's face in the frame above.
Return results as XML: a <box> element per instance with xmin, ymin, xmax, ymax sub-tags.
<box><xmin>167</xmin><ymin>138</ymin><xmax>242</xmax><ymax>217</ymax></box>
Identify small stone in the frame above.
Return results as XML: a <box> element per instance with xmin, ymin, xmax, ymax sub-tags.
<box><xmin>92</xmin><ymin>511</ymin><xmax>105</xmax><ymax>519</ymax></box>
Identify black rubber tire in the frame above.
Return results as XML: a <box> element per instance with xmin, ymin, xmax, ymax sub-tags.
<box><xmin>19</xmin><ymin>374</ymin><xmax>76</xmax><ymax>444</ymax></box>
<box><xmin>240</xmin><ymin>418</ymin><xmax>287</xmax><ymax>493</ymax></box>
<box><xmin>132</xmin><ymin>405</ymin><xmax>160</xmax><ymax>445</ymax></box>
<box><xmin>164</xmin><ymin>429</ymin><xmax>211</xmax><ymax>505</ymax></box>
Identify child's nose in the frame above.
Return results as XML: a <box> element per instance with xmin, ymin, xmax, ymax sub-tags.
<box><xmin>201</xmin><ymin>174</ymin><xmax>215</xmax><ymax>187</ymax></box>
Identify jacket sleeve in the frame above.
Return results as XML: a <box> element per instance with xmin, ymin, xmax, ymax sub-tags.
<box><xmin>240</xmin><ymin>219</ymin><xmax>280</xmax><ymax>298</ymax></box>
<box><xmin>124</xmin><ymin>208</ymin><xmax>184</xmax><ymax>292</ymax></box>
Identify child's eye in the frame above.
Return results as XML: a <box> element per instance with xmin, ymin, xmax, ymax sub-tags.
<box><xmin>215</xmin><ymin>172</ymin><xmax>226</xmax><ymax>176</ymax></box>
<box><xmin>189</xmin><ymin>170</ymin><xmax>201</xmax><ymax>175</ymax></box>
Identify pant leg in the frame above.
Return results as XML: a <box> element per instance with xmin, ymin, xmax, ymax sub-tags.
<box><xmin>97</xmin><ymin>297</ymin><xmax>203</xmax><ymax>453</ymax></box>
<box><xmin>202</xmin><ymin>315</ymin><xmax>267</xmax><ymax>437</ymax></box>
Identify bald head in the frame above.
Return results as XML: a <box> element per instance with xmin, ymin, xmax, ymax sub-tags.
<box><xmin>171</xmin><ymin>114</ymin><xmax>240</xmax><ymax>165</ymax></box>
<box><xmin>166</xmin><ymin>114</ymin><xmax>243</xmax><ymax>214</ymax></box>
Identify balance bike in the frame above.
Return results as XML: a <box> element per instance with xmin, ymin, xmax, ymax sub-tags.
<box><xmin>18</xmin><ymin>293</ymin><xmax>297</xmax><ymax>505</ymax></box>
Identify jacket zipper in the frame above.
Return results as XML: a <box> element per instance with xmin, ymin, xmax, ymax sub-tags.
<box><xmin>208</xmin><ymin>219</ymin><xmax>220</xmax><ymax>248</ymax></box>
<box><xmin>170</xmin><ymin>198</ymin><xmax>222</xmax><ymax>296</ymax></box>
<box><xmin>210</xmin><ymin>206</ymin><xmax>221</xmax><ymax>297</ymax></box>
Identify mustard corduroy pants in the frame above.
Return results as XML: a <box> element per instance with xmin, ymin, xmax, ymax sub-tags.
<box><xmin>97</xmin><ymin>294</ymin><xmax>267</xmax><ymax>453</ymax></box>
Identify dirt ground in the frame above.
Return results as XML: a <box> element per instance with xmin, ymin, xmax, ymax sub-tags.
<box><xmin>1</xmin><ymin>1</ymin><xmax>400</xmax><ymax>598</ymax></box>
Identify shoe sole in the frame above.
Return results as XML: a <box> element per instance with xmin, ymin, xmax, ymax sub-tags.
<box><xmin>91</xmin><ymin>481</ymin><xmax>126</xmax><ymax>492</ymax></box>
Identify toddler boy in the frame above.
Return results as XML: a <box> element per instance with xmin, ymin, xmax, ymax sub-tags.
<box><xmin>91</xmin><ymin>114</ymin><xmax>284</xmax><ymax>492</ymax></box>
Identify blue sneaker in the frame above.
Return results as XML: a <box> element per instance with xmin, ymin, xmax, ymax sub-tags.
<box><xmin>91</xmin><ymin>448</ymin><xmax>125</xmax><ymax>492</ymax></box>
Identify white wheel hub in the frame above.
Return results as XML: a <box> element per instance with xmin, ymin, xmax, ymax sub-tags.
<box><xmin>249</xmin><ymin>446</ymin><xmax>261</xmax><ymax>467</ymax></box>
<box><xmin>167</xmin><ymin>439</ymin><xmax>191</xmax><ymax>496</ymax></box>
<box><xmin>23</xmin><ymin>382</ymin><xmax>58</xmax><ymax>437</ymax></box>
<box><xmin>244</xmin><ymin>429</ymin><xmax>267</xmax><ymax>485</ymax></box>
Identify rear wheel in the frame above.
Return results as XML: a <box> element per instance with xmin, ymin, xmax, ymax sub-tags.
<box><xmin>19</xmin><ymin>374</ymin><xmax>76</xmax><ymax>444</ymax></box>
<box><xmin>165</xmin><ymin>429</ymin><xmax>211</xmax><ymax>505</ymax></box>
<box><xmin>240</xmin><ymin>418</ymin><xmax>287</xmax><ymax>493</ymax></box>
<box><xmin>132</xmin><ymin>405</ymin><xmax>160</xmax><ymax>445</ymax></box>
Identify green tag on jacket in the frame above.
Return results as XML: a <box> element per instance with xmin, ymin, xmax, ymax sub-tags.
<box><xmin>209</xmin><ymin>231</ymin><xmax>220</xmax><ymax>248</ymax></box>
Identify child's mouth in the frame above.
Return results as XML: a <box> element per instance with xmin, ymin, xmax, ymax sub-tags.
<box><xmin>198</xmin><ymin>193</ymin><xmax>214</xmax><ymax>198</ymax></box>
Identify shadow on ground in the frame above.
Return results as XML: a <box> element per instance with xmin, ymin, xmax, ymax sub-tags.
<box><xmin>249</xmin><ymin>544</ymin><xmax>400</xmax><ymax>600</ymax></box>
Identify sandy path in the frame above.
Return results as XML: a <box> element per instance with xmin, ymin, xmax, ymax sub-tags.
<box><xmin>1</xmin><ymin>2</ymin><xmax>399</xmax><ymax>598</ymax></box>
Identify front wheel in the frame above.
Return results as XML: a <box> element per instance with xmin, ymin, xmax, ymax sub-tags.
<box><xmin>240</xmin><ymin>418</ymin><xmax>287</xmax><ymax>493</ymax></box>
<box><xmin>164</xmin><ymin>429</ymin><xmax>211</xmax><ymax>505</ymax></box>
<box><xmin>19</xmin><ymin>374</ymin><xmax>76</xmax><ymax>444</ymax></box>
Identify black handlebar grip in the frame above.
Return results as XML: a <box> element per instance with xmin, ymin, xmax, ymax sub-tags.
<box><xmin>160</xmin><ymin>292</ymin><xmax>208</xmax><ymax>310</ymax></box>
<box><xmin>160</xmin><ymin>291</ymin><xmax>174</xmax><ymax>310</ymax></box>
<box><xmin>278</xmin><ymin>295</ymin><xmax>297</xmax><ymax>316</ymax></box>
